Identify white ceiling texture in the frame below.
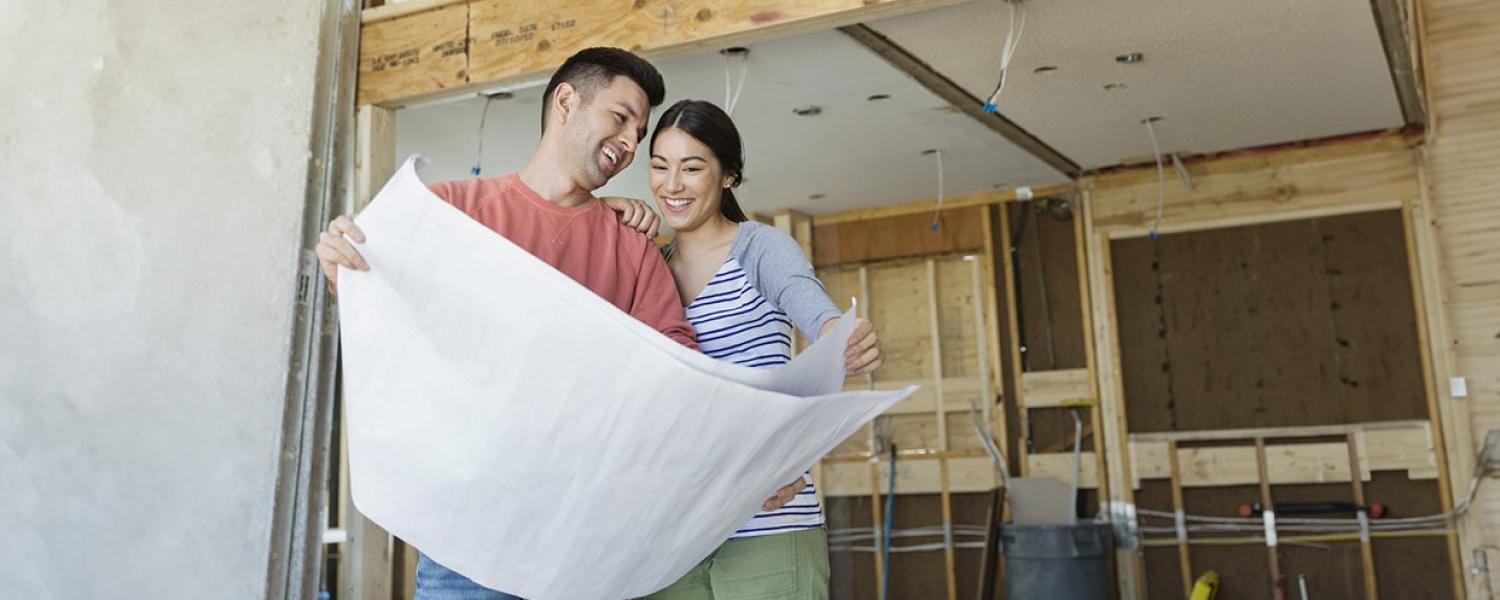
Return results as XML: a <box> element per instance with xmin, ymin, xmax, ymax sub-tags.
<box><xmin>397</xmin><ymin>0</ymin><xmax>1404</xmax><ymax>216</ymax></box>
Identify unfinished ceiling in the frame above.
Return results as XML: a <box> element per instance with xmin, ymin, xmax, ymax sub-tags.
<box><xmin>868</xmin><ymin>0</ymin><xmax>1405</xmax><ymax>168</ymax></box>
<box><xmin>397</xmin><ymin>30</ymin><xmax>1065</xmax><ymax>217</ymax></box>
<box><xmin>397</xmin><ymin>0</ymin><xmax>1406</xmax><ymax>216</ymax></box>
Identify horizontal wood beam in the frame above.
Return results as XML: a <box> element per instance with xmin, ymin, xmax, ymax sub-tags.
<box><xmin>839</xmin><ymin>24</ymin><xmax>1081</xmax><ymax>177</ymax></box>
<box><xmin>358</xmin><ymin>0</ymin><xmax>979</xmax><ymax>107</ymax></box>
<box><xmin>811</xmin><ymin>184</ymin><xmax>1072</xmax><ymax>226</ymax></box>
<box><xmin>1020</xmin><ymin>423</ymin><xmax>1438</xmax><ymax>491</ymax></box>
<box><xmin>1129</xmin><ymin>427</ymin><xmax>1437</xmax><ymax>489</ymax></box>
<box><xmin>821</xmin><ymin>455</ymin><xmax>996</xmax><ymax>496</ymax></box>
<box><xmin>1019</xmin><ymin>369</ymin><xmax>1093</xmax><ymax>408</ymax></box>
<box><xmin>1127</xmin><ymin>419</ymin><xmax>1431</xmax><ymax>443</ymax></box>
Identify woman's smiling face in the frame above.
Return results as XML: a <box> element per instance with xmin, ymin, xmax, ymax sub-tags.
<box><xmin>649</xmin><ymin>127</ymin><xmax>735</xmax><ymax>232</ymax></box>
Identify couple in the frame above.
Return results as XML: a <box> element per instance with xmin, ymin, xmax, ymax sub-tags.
<box><xmin>318</xmin><ymin>47</ymin><xmax>883</xmax><ymax>600</ymax></box>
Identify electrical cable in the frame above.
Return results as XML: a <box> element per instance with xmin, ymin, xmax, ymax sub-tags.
<box><xmin>880</xmin><ymin>444</ymin><xmax>897</xmax><ymax>600</ymax></box>
<box><xmin>471</xmin><ymin>94</ymin><xmax>498</xmax><ymax>177</ymax></box>
<box><xmin>1143</xmin><ymin>117</ymin><xmax>1166</xmax><ymax>238</ymax></box>
<box><xmin>723</xmin><ymin>51</ymin><xmax>749</xmax><ymax>115</ymax></box>
<box><xmin>926</xmin><ymin>149</ymin><xmax>945</xmax><ymax>232</ymax></box>
<box><xmin>983</xmin><ymin>0</ymin><xmax>1027</xmax><ymax>113</ymax></box>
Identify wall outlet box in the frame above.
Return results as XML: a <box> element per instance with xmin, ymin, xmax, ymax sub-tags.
<box><xmin>1451</xmin><ymin>377</ymin><xmax>1469</xmax><ymax>398</ymax></box>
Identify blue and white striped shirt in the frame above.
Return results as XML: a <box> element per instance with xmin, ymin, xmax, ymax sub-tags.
<box><xmin>675</xmin><ymin>222</ymin><xmax>842</xmax><ymax>538</ymax></box>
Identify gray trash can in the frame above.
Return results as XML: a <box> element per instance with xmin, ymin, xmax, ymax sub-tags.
<box><xmin>1001</xmin><ymin>522</ymin><xmax>1114</xmax><ymax>599</ymax></box>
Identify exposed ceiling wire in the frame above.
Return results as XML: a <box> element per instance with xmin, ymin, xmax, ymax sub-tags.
<box><xmin>470</xmin><ymin>94</ymin><xmax>501</xmax><ymax>177</ymax></box>
<box><xmin>722</xmin><ymin>49</ymin><xmax>750</xmax><ymax>115</ymax></box>
<box><xmin>983</xmin><ymin>0</ymin><xmax>1027</xmax><ymax>113</ymax></box>
<box><xmin>925</xmin><ymin>149</ymin><xmax>945</xmax><ymax>232</ymax></box>
<box><xmin>1142</xmin><ymin>116</ymin><xmax>1166</xmax><ymax>238</ymax></box>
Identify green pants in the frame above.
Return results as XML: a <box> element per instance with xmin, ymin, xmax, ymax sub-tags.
<box><xmin>645</xmin><ymin>527</ymin><xmax>830</xmax><ymax>600</ymax></box>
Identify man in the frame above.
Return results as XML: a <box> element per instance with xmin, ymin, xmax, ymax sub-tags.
<box><xmin>318</xmin><ymin>47</ymin><xmax>693</xmax><ymax>599</ymax></box>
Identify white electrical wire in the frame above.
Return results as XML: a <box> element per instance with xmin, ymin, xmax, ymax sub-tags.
<box><xmin>471</xmin><ymin>94</ymin><xmax>498</xmax><ymax>176</ymax></box>
<box><xmin>984</xmin><ymin>0</ymin><xmax>1027</xmax><ymax>112</ymax></box>
<box><xmin>723</xmin><ymin>52</ymin><xmax>749</xmax><ymax>115</ymax></box>
<box><xmin>928</xmin><ymin>149</ymin><xmax>945</xmax><ymax>232</ymax></box>
<box><xmin>1123</xmin><ymin>467</ymin><xmax>1491</xmax><ymax>549</ymax></box>
<box><xmin>1143</xmin><ymin>117</ymin><xmax>1166</xmax><ymax>237</ymax></box>
<box><xmin>1070</xmin><ymin>409</ymin><xmax>1084</xmax><ymax>522</ymax></box>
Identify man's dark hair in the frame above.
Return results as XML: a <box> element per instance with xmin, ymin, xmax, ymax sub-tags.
<box><xmin>540</xmin><ymin>47</ymin><xmax>666</xmax><ymax>132</ymax></box>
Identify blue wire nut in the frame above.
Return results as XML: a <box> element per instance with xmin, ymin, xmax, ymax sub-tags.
<box><xmin>930</xmin><ymin>221</ymin><xmax>940</xmax><ymax>232</ymax></box>
<box><xmin>471</xmin><ymin>165</ymin><xmax>482</xmax><ymax>176</ymax></box>
<box><xmin>1148</xmin><ymin>229</ymin><xmax>1161</xmax><ymax>240</ymax></box>
<box><xmin>982</xmin><ymin>101</ymin><xmax>998</xmax><ymax>114</ymax></box>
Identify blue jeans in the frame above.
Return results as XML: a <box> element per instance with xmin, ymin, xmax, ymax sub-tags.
<box><xmin>415</xmin><ymin>553</ymin><xmax>524</xmax><ymax>600</ymax></box>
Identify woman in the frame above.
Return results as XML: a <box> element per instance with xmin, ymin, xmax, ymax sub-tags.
<box><xmin>635</xmin><ymin>99</ymin><xmax>884</xmax><ymax>599</ymax></box>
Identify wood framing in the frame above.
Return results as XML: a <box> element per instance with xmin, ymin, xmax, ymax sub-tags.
<box><xmin>1081</xmin><ymin>190</ymin><xmax>1145</xmax><ymax>598</ymax></box>
<box><xmin>1074</xmin><ymin>207</ymin><xmax>1111</xmax><ymax>507</ymax></box>
<box><xmin>1347</xmin><ymin>431</ymin><xmax>1379</xmax><ymax>600</ymax></box>
<box><xmin>1019</xmin><ymin>369</ymin><xmax>1091</xmax><ymax>409</ymax></box>
<box><xmin>822</xmin><ymin>455</ymin><xmax>997</xmax><ymax>496</ymax></box>
<box><xmin>1402</xmin><ymin>195</ymin><xmax>1467</xmax><ymax>594</ymax></box>
<box><xmin>1167</xmin><ymin>440</ymin><xmax>1192</xmax><ymax>596</ymax></box>
<box><xmin>1414</xmin><ymin>1</ymin><xmax>1500</xmax><ymax>594</ymax></box>
<box><xmin>341</xmin><ymin>105</ymin><xmax>398</xmax><ymax>600</ymax></box>
<box><xmin>1017</xmin><ymin>421</ymin><xmax>1440</xmax><ymax>491</ymax></box>
<box><xmin>357</xmin><ymin>0</ymin><xmax>978</xmax><ymax>106</ymax></box>
<box><xmin>1089</xmin><ymin>131</ymin><xmax>1421</xmax><ymax>238</ymax></box>
<box><xmin>1080</xmin><ymin>129</ymin><xmax>1470</xmax><ymax>598</ymax></box>
<box><xmin>1254</xmin><ymin>437</ymin><xmax>1281</xmax><ymax>596</ymax></box>
<box><xmin>997</xmin><ymin>207</ymin><xmax>1029</xmax><ymax>473</ymax></box>
<box><xmin>812</xmin><ymin>185</ymin><xmax>1070</xmax><ymax>226</ymax></box>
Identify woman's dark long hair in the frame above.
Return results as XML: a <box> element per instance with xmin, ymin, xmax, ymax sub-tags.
<box><xmin>650</xmin><ymin>100</ymin><xmax>748</xmax><ymax>223</ymax></box>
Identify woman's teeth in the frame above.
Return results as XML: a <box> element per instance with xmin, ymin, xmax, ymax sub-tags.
<box><xmin>666</xmin><ymin>198</ymin><xmax>692</xmax><ymax>209</ymax></box>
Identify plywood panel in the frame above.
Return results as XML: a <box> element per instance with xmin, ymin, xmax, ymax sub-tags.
<box><xmin>812</xmin><ymin>206</ymin><xmax>986</xmax><ymax>267</ymax></box>
<box><xmin>356</xmin><ymin>3</ymin><xmax>469</xmax><ymax>106</ymax></box>
<box><xmin>1111</xmin><ymin>212</ymin><xmax>1428</xmax><ymax>432</ymax></box>
<box><xmin>358</xmin><ymin>0</ymin><xmax>975</xmax><ymax>106</ymax></box>
<box><xmin>865</xmin><ymin>259</ymin><xmax>933</xmax><ymax>382</ymax></box>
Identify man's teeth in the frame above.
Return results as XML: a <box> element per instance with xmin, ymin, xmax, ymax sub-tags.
<box><xmin>602</xmin><ymin>148</ymin><xmax>618</xmax><ymax>165</ymax></box>
<box><xmin>666</xmin><ymin>198</ymin><xmax>691</xmax><ymax>208</ymax></box>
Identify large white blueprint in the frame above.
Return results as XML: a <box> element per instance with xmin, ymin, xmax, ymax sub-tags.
<box><xmin>338</xmin><ymin>156</ymin><xmax>915</xmax><ymax>599</ymax></box>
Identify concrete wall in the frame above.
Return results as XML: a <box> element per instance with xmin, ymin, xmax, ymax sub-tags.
<box><xmin>0</xmin><ymin>1</ymin><xmax>325</xmax><ymax>597</ymax></box>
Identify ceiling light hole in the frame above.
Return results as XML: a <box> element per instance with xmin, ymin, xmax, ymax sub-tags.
<box><xmin>1115</xmin><ymin>52</ymin><xmax>1144</xmax><ymax>64</ymax></box>
<box><xmin>1033</xmin><ymin>65</ymin><xmax>1059</xmax><ymax>74</ymax></box>
<box><xmin>809</xmin><ymin>193</ymin><xmax>826</xmax><ymax>200</ymax></box>
<box><xmin>866</xmin><ymin>93</ymin><xmax>891</xmax><ymax>102</ymax></box>
<box><xmin>792</xmin><ymin>105</ymin><xmax>822</xmax><ymax>117</ymax></box>
<box><xmin>1103</xmin><ymin>82</ymin><xmax>1128</xmax><ymax>91</ymax></box>
<box><xmin>719</xmin><ymin>46</ymin><xmax>750</xmax><ymax>57</ymax></box>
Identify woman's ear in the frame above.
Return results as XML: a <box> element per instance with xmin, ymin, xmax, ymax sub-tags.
<box><xmin>723</xmin><ymin>174</ymin><xmax>735</xmax><ymax>189</ymax></box>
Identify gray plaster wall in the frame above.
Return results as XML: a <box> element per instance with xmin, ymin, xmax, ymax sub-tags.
<box><xmin>0</xmin><ymin>1</ymin><xmax>326</xmax><ymax>597</ymax></box>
